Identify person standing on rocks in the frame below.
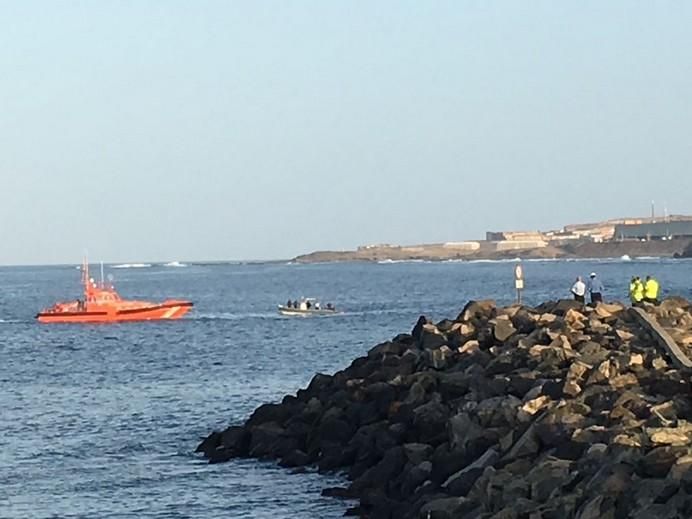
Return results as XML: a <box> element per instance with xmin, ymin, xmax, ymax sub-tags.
<box><xmin>644</xmin><ymin>275</ymin><xmax>660</xmax><ymax>304</ymax></box>
<box><xmin>570</xmin><ymin>276</ymin><xmax>586</xmax><ymax>303</ymax></box>
<box><xmin>629</xmin><ymin>277</ymin><xmax>644</xmax><ymax>306</ymax></box>
<box><xmin>587</xmin><ymin>272</ymin><xmax>604</xmax><ymax>304</ymax></box>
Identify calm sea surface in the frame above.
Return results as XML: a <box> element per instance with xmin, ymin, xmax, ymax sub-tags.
<box><xmin>2</xmin><ymin>259</ymin><xmax>691</xmax><ymax>518</ymax></box>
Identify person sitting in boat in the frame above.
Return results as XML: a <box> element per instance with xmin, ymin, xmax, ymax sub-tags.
<box><xmin>326</xmin><ymin>303</ymin><xmax>334</xmax><ymax>310</ymax></box>
<box><xmin>286</xmin><ymin>299</ymin><xmax>293</xmax><ymax>308</ymax></box>
<box><xmin>306</xmin><ymin>300</ymin><xmax>312</xmax><ymax>310</ymax></box>
<box><xmin>314</xmin><ymin>301</ymin><xmax>320</xmax><ymax>310</ymax></box>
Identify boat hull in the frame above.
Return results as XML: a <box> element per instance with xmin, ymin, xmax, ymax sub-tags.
<box><xmin>37</xmin><ymin>301</ymin><xmax>193</xmax><ymax>323</ymax></box>
<box><xmin>277</xmin><ymin>305</ymin><xmax>339</xmax><ymax>316</ymax></box>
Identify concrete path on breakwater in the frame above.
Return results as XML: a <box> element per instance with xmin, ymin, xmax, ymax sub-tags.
<box><xmin>630</xmin><ymin>306</ymin><xmax>692</xmax><ymax>369</ymax></box>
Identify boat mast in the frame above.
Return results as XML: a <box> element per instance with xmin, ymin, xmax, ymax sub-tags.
<box><xmin>82</xmin><ymin>256</ymin><xmax>90</xmax><ymax>298</ymax></box>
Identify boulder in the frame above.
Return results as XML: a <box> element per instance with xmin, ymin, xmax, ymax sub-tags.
<box><xmin>317</xmin><ymin>416</ymin><xmax>355</xmax><ymax>446</ymax></box>
<box><xmin>553</xmin><ymin>299</ymin><xmax>585</xmax><ymax>315</ymax></box>
<box><xmin>520</xmin><ymin>396</ymin><xmax>551</xmax><ymax>417</ymax></box>
<box><xmin>413</xmin><ymin>399</ymin><xmax>449</xmax><ymax>444</ymax></box>
<box><xmin>419</xmin><ymin>324</ymin><xmax>449</xmax><ymax>350</ymax></box>
<box><xmin>401</xmin><ymin>460</ymin><xmax>432</xmax><ymax>496</ymax></box>
<box><xmin>646</xmin><ymin>422</ymin><xmax>692</xmax><ymax>446</ymax></box>
<box><xmin>525</xmin><ymin>457</ymin><xmax>573</xmax><ymax>503</ymax></box>
<box><xmin>419</xmin><ymin>497</ymin><xmax>474</xmax><ymax>519</ymax></box>
<box><xmin>594</xmin><ymin>302</ymin><xmax>625</xmax><ymax>318</ymax></box>
<box><xmin>350</xmin><ymin>446</ymin><xmax>407</xmax><ymax>492</ymax></box>
<box><xmin>668</xmin><ymin>454</ymin><xmax>692</xmax><ymax>480</ymax></box>
<box><xmin>196</xmin><ymin>430</ymin><xmax>222</xmax><ymax>457</ymax></box>
<box><xmin>404</xmin><ymin>443</ymin><xmax>434</xmax><ymax>465</ymax></box>
<box><xmin>448</xmin><ymin>412</ymin><xmax>484</xmax><ymax>452</ymax></box>
<box><xmin>442</xmin><ymin>448</ymin><xmax>499</xmax><ymax>497</ymax></box>
<box><xmin>279</xmin><ymin>449</ymin><xmax>310</xmax><ymax>467</ymax></box>
<box><xmin>512</xmin><ymin>309</ymin><xmax>538</xmax><ymax>334</ymax></box>
<box><xmin>247</xmin><ymin>402</ymin><xmax>295</xmax><ymax>427</ymax></box>
<box><xmin>425</xmin><ymin>345</ymin><xmax>454</xmax><ymax>369</ymax></box>
<box><xmin>639</xmin><ymin>446</ymin><xmax>687</xmax><ymax>477</ymax></box>
<box><xmin>431</xmin><ymin>444</ymin><xmax>471</xmax><ymax>485</ymax></box>
<box><xmin>458</xmin><ymin>339</ymin><xmax>480</xmax><ymax>355</ymax></box>
<box><xmin>248</xmin><ymin>422</ymin><xmax>285</xmax><ymax>457</ymax></box>
<box><xmin>438</xmin><ymin>372</ymin><xmax>472</xmax><ymax>398</ymax></box>
<box><xmin>368</xmin><ymin>341</ymin><xmax>406</xmax><ymax>358</ymax></box>
<box><xmin>494</xmin><ymin>317</ymin><xmax>517</xmax><ymax>342</ymax></box>
<box><xmin>458</xmin><ymin>300</ymin><xmax>496</xmax><ymax>322</ymax></box>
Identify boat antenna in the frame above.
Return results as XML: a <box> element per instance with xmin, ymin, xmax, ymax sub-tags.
<box><xmin>82</xmin><ymin>253</ymin><xmax>90</xmax><ymax>298</ymax></box>
<box><xmin>100</xmin><ymin>261</ymin><xmax>105</xmax><ymax>288</ymax></box>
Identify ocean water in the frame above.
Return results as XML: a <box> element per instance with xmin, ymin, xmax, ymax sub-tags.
<box><xmin>2</xmin><ymin>258</ymin><xmax>691</xmax><ymax>518</ymax></box>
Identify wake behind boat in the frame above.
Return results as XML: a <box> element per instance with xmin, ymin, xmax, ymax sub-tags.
<box><xmin>278</xmin><ymin>298</ymin><xmax>339</xmax><ymax>316</ymax></box>
<box><xmin>36</xmin><ymin>259</ymin><xmax>193</xmax><ymax>323</ymax></box>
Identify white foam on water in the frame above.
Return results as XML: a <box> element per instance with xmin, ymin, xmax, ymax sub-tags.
<box><xmin>465</xmin><ymin>258</ymin><xmax>521</xmax><ymax>264</ymax></box>
<box><xmin>111</xmin><ymin>263</ymin><xmax>152</xmax><ymax>269</ymax></box>
<box><xmin>377</xmin><ymin>259</ymin><xmax>428</xmax><ymax>264</ymax></box>
<box><xmin>634</xmin><ymin>256</ymin><xmax>664</xmax><ymax>261</ymax></box>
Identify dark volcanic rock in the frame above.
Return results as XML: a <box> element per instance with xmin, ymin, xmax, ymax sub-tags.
<box><xmin>196</xmin><ymin>296</ymin><xmax>692</xmax><ymax>519</ymax></box>
<box><xmin>457</xmin><ymin>299</ymin><xmax>496</xmax><ymax>322</ymax></box>
<box><xmin>493</xmin><ymin>317</ymin><xmax>517</xmax><ymax>342</ymax></box>
<box><xmin>279</xmin><ymin>449</ymin><xmax>310</xmax><ymax>468</ymax></box>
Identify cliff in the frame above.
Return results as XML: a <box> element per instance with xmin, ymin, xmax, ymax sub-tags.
<box><xmin>197</xmin><ymin>298</ymin><xmax>692</xmax><ymax>518</ymax></box>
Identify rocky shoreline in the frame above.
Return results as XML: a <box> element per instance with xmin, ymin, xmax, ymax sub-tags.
<box><xmin>197</xmin><ymin>298</ymin><xmax>692</xmax><ymax>518</ymax></box>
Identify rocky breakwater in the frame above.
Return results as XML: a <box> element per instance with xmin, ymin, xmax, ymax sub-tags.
<box><xmin>196</xmin><ymin>298</ymin><xmax>692</xmax><ymax>518</ymax></box>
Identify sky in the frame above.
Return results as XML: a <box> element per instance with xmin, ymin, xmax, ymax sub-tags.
<box><xmin>1</xmin><ymin>1</ymin><xmax>691</xmax><ymax>264</ymax></box>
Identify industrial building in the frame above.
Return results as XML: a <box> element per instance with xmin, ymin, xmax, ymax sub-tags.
<box><xmin>614</xmin><ymin>220</ymin><xmax>692</xmax><ymax>241</ymax></box>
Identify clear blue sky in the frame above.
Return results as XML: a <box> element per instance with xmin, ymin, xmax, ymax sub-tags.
<box><xmin>1</xmin><ymin>1</ymin><xmax>691</xmax><ymax>264</ymax></box>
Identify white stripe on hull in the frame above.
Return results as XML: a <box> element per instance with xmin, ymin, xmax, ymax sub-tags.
<box><xmin>162</xmin><ymin>306</ymin><xmax>180</xmax><ymax>319</ymax></box>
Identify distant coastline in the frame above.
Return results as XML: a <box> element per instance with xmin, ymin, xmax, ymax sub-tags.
<box><xmin>294</xmin><ymin>215</ymin><xmax>692</xmax><ymax>263</ymax></box>
<box><xmin>293</xmin><ymin>238</ymin><xmax>692</xmax><ymax>263</ymax></box>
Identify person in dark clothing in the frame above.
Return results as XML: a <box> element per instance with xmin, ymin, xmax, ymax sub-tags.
<box><xmin>587</xmin><ymin>272</ymin><xmax>605</xmax><ymax>304</ymax></box>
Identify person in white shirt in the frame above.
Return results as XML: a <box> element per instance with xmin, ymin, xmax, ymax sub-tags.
<box><xmin>571</xmin><ymin>276</ymin><xmax>586</xmax><ymax>303</ymax></box>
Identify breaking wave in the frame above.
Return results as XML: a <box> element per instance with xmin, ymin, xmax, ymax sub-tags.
<box><xmin>377</xmin><ymin>259</ymin><xmax>427</xmax><ymax>264</ymax></box>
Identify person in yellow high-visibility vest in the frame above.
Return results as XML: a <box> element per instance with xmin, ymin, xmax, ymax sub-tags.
<box><xmin>629</xmin><ymin>276</ymin><xmax>644</xmax><ymax>305</ymax></box>
<box><xmin>628</xmin><ymin>277</ymin><xmax>636</xmax><ymax>303</ymax></box>
<box><xmin>644</xmin><ymin>275</ymin><xmax>660</xmax><ymax>304</ymax></box>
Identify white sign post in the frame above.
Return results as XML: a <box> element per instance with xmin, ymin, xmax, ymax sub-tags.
<box><xmin>514</xmin><ymin>263</ymin><xmax>524</xmax><ymax>304</ymax></box>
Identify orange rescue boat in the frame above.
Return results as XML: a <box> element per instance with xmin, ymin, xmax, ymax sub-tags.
<box><xmin>36</xmin><ymin>260</ymin><xmax>193</xmax><ymax>323</ymax></box>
